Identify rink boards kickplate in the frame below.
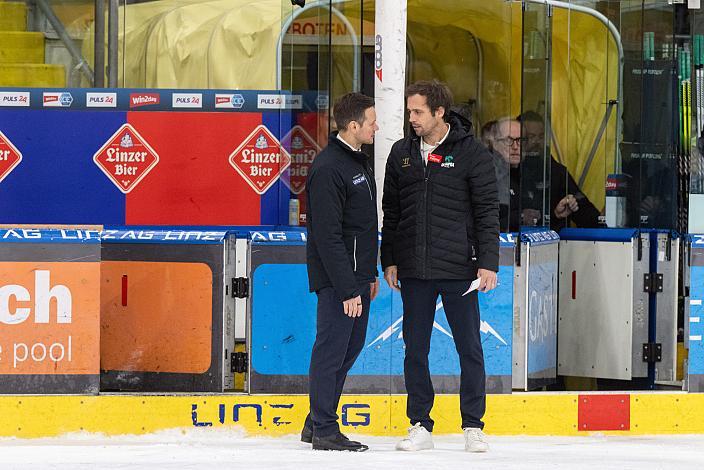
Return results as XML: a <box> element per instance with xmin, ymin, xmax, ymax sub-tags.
<box><xmin>1</xmin><ymin>393</ymin><xmax>704</xmax><ymax>438</ymax></box>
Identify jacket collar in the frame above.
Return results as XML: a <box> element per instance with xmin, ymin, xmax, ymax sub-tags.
<box><xmin>329</xmin><ymin>131</ymin><xmax>370</xmax><ymax>163</ymax></box>
<box><xmin>410</xmin><ymin>111</ymin><xmax>474</xmax><ymax>145</ymax></box>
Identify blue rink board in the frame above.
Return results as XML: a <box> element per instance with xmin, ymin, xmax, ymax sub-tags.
<box><xmin>526</xmin><ymin>250</ymin><xmax>558</xmax><ymax>375</ymax></box>
<box><xmin>250</xmin><ymin>263</ymin><xmax>514</xmax><ymax>377</ymax></box>
<box><xmin>689</xmin><ymin>263</ymin><xmax>704</xmax><ymax>375</ymax></box>
<box><xmin>0</xmin><ymin>110</ymin><xmax>127</xmax><ymax>224</ymax></box>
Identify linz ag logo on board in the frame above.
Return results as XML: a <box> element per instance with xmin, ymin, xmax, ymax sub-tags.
<box><xmin>130</xmin><ymin>93</ymin><xmax>160</xmax><ymax>108</ymax></box>
<box><xmin>228</xmin><ymin>125</ymin><xmax>291</xmax><ymax>195</ymax></box>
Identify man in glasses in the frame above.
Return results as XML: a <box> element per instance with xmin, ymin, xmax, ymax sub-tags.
<box><xmin>491</xmin><ymin>114</ymin><xmax>600</xmax><ymax>231</ymax></box>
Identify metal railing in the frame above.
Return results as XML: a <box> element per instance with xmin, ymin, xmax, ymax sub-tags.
<box><xmin>33</xmin><ymin>0</ymin><xmax>94</xmax><ymax>86</ymax></box>
<box><xmin>276</xmin><ymin>0</ymin><xmax>361</xmax><ymax>92</ymax></box>
<box><xmin>27</xmin><ymin>0</ymin><xmax>122</xmax><ymax>87</ymax></box>
<box><xmin>526</xmin><ymin>0</ymin><xmax>625</xmax><ymax>175</ymax></box>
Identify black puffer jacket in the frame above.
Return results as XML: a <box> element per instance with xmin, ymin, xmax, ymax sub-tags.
<box><xmin>381</xmin><ymin>112</ymin><xmax>499</xmax><ymax>279</ymax></box>
<box><xmin>306</xmin><ymin>134</ymin><xmax>378</xmax><ymax>301</ymax></box>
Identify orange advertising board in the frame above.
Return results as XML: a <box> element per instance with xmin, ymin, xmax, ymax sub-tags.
<box><xmin>0</xmin><ymin>261</ymin><xmax>100</xmax><ymax>375</ymax></box>
<box><xmin>100</xmin><ymin>261</ymin><xmax>213</xmax><ymax>374</ymax></box>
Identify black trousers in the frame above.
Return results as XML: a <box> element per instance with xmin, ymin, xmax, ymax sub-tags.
<box><xmin>306</xmin><ymin>283</ymin><xmax>370</xmax><ymax>437</ymax></box>
<box><xmin>400</xmin><ymin>278</ymin><xmax>486</xmax><ymax>431</ymax></box>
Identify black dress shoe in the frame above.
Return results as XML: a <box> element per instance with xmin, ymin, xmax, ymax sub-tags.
<box><xmin>300</xmin><ymin>425</ymin><xmax>313</xmax><ymax>443</ymax></box>
<box><xmin>312</xmin><ymin>432</ymin><xmax>369</xmax><ymax>452</ymax></box>
<box><xmin>301</xmin><ymin>425</ymin><xmax>359</xmax><ymax>445</ymax></box>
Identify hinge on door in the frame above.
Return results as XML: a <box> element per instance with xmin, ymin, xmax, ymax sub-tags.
<box><xmin>642</xmin><ymin>343</ymin><xmax>662</xmax><ymax>363</ymax></box>
<box><xmin>232</xmin><ymin>277</ymin><xmax>249</xmax><ymax>298</ymax></box>
<box><xmin>231</xmin><ymin>352</ymin><xmax>248</xmax><ymax>373</ymax></box>
<box><xmin>643</xmin><ymin>273</ymin><xmax>664</xmax><ymax>293</ymax></box>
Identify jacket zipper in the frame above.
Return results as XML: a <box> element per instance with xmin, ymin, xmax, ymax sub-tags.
<box><xmin>424</xmin><ymin>175</ymin><xmax>430</xmax><ymax>279</ymax></box>
<box><xmin>419</xmin><ymin>139</ymin><xmax>430</xmax><ymax>279</ymax></box>
<box><xmin>353</xmin><ymin>236</ymin><xmax>357</xmax><ymax>271</ymax></box>
<box><xmin>364</xmin><ymin>177</ymin><xmax>373</xmax><ymax>200</ymax></box>
<box><xmin>362</xmin><ymin>165</ymin><xmax>373</xmax><ymax>201</ymax></box>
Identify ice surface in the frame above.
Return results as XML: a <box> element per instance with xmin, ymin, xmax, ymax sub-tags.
<box><xmin>0</xmin><ymin>428</ymin><xmax>701</xmax><ymax>470</ymax></box>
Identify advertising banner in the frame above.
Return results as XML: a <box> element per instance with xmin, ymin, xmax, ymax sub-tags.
<box><xmin>0</xmin><ymin>229</ymin><xmax>100</xmax><ymax>393</ymax></box>
<box><xmin>100</xmin><ymin>229</ymin><xmax>230</xmax><ymax>392</ymax></box>
<box><xmin>0</xmin><ymin>89</ymin><xmax>328</xmax><ymax>227</ymax></box>
<box><xmin>249</xmin><ymin>232</ymin><xmax>515</xmax><ymax>394</ymax></box>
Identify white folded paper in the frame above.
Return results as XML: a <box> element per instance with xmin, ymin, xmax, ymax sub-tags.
<box><xmin>461</xmin><ymin>277</ymin><xmax>482</xmax><ymax>296</ymax></box>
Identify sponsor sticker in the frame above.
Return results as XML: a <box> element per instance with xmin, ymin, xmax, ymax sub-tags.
<box><xmin>86</xmin><ymin>92</ymin><xmax>117</xmax><ymax>108</ymax></box>
<box><xmin>172</xmin><ymin>93</ymin><xmax>203</xmax><ymax>109</ymax></box>
<box><xmin>0</xmin><ymin>92</ymin><xmax>30</xmax><ymax>107</ymax></box>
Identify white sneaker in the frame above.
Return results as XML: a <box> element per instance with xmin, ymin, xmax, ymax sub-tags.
<box><xmin>463</xmin><ymin>427</ymin><xmax>489</xmax><ymax>453</ymax></box>
<box><xmin>396</xmin><ymin>423</ymin><xmax>434</xmax><ymax>451</ymax></box>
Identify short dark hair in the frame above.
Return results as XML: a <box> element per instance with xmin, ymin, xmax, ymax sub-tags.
<box><xmin>333</xmin><ymin>93</ymin><xmax>375</xmax><ymax>130</ymax></box>
<box><xmin>406</xmin><ymin>80</ymin><xmax>453</xmax><ymax>121</ymax></box>
<box><xmin>517</xmin><ymin>110</ymin><xmax>544</xmax><ymax>124</ymax></box>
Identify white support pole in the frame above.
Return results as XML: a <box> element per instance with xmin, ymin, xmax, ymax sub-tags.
<box><xmin>374</xmin><ymin>0</ymin><xmax>407</xmax><ymax>225</ymax></box>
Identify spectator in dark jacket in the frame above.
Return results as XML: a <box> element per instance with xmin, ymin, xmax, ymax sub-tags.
<box><xmin>381</xmin><ymin>80</ymin><xmax>499</xmax><ymax>453</ymax></box>
<box><xmin>515</xmin><ymin>112</ymin><xmax>601</xmax><ymax>232</ymax></box>
<box><xmin>303</xmin><ymin>92</ymin><xmax>379</xmax><ymax>452</ymax></box>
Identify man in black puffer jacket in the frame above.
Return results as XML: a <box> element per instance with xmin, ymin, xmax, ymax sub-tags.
<box><xmin>303</xmin><ymin>92</ymin><xmax>379</xmax><ymax>452</ymax></box>
<box><xmin>381</xmin><ymin>80</ymin><xmax>499</xmax><ymax>453</ymax></box>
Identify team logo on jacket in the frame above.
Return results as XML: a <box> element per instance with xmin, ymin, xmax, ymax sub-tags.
<box><xmin>281</xmin><ymin>125</ymin><xmax>320</xmax><ymax>194</ymax></box>
<box><xmin>441</xmin><ymin>155</ymin><xmax>455</xmax><ymax>168</ymax></box>
<box><xmin>229</xmin><ymin>125</ymin><xmax>291</xmax><ymax>195</ymax></box>
<box><xmin>93</xmin><ymin>124</ymin><xmax>160</xmax><ymax>193</ymax></box>
<box><xmin>402</xmin><ymin>157</ymin><xmax>411</xmax><ymax>168</ymax></box>
<box><xmin>428</xmin><ymin>153</ymin><xmax>443</xmax><ymax>164</ymax></box>
<box><xmin>352</xmin><ymin>173</ymin><xmax>366</xmax><ymax>185</ymax></box>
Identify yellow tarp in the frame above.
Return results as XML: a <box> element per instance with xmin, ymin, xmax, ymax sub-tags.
<box><xmin>82</xmin><ymin>0</ymin><xmax>619</xmax><ymax>210</ymax></box>
<box><xmin>83</xmin><ymin>0</ymin><xmax>290</xmax><ymax>89</ymax></box>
